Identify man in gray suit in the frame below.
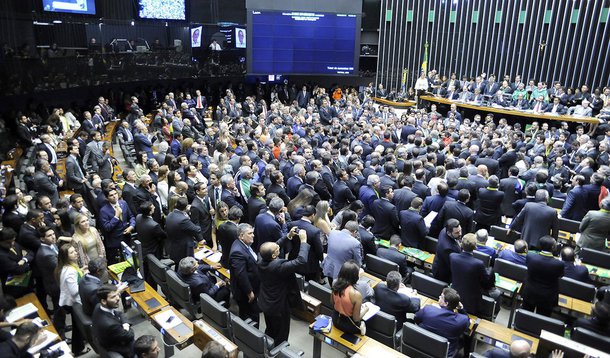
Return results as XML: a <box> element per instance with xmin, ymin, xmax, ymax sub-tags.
<box><xmin>510</xmin><ymin>189</ymin><xmax>558</xmax><ymax>250</ymax></box>
<box><xmin>33</xmin><ymin>159</ymin><xmax>60</xmax><ymax>205</ymax></box>
<box><xmin>577</xmin><ymin>198</ymin><xmax>610</xmax><ymax>253</ymax></box>
<box><xmin>99</xmin><ymin>142</ymin><xmax>115</xmax><ymax>180</ymax></box>
<box><xmin>322</xmin><ymin>221</ymin><xmax>362</xmax><ymax>283</ymax></box>
<box><xmin>83</xmin><ymin>131</ymin><xmax>104</xmax><ymax>173</ymax></box>
<box><xmin>65</xmin><ymin>143</ymin><xmax>88</xmax><ymax>193</ymax></box>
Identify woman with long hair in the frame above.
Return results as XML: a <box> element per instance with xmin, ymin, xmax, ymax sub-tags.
<box><xmin>287</xmin><ymin>190</ymin><xmax>314</xmax><ymax>219</ymax></box>
<box><xmin>156</xmin><ymin>165</ymin><xmax>170</xmax><ymax>213</ymax></box>
<box><xmin>332</xmin><ymin>201</ymin><xmax>363</xmax><ymax>228</ymax></box>
<box><xmin>134</xmin><ymin>151</ymin><xmax>150</xmax><ymax>180</ymax></box>
<box><xmin>71</xmin><ymin>213</ymin><xmax>106</xmax><ymax>268</ymax></box>
<box><xmin>330</xmin><ymin>260</ymin><xmax>369</xmax><ymax>335</ymax></box>
<box><xmin>314</xmin><ymin>200</ymin><xmax>335</xmax><ymax>247</ymax></box>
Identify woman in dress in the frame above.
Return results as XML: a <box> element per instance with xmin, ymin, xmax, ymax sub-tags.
<box><xmin>71</xmin><ymin>213</ymin><xmax>106</xmax><ymax>268</ymax></box>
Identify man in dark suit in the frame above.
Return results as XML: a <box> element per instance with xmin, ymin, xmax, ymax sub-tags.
<box><xmin>117</xmin><ymin>121</ymin><xmax>134</xmax><ymax>144</ymax></box>
<box><xmin>230</xmin><ymin>223</ymin><xmax>261</xmax><ymax>325</ymax></box>
<box><xmin>120</xmin><ymin>170</ymin><xmax>138</xmax><ymax>215</ymax></box>
<box><xmin>498</xmin><ymin>143</ymin><xmax>517</xmax><ymax>179</ymax></box>
<box><xmin>484</xmin><ymin>340</ymin><xmax>531</xmax><ymax>358</ymax></box>
<box><xmin>399</xmin><ymin>197</ymin><xmax>428</xmax><ymax>249</ymax></box>
<box><xmin>358</xmin><ymin>216</ymin><xmax>378</xmax><ymax>257</ymax></box>
<box><xmin>258</xmin><ymin>228</ymin><xmax>308</xmax><ymax>344</ymax></box>
<box><xmin>512</xmin><ymin>183</ymin><xmax>537</xmax><ymax>216</ymax></box>
<box><xmin>521</xmin><ymin>236</ymin><xmax>564</xmax><ymax>316</ymax></box>
<box><xmin>17</xmin><ymin>210</ymin><xmax>44</xmax><ymax>253</ymax></box>
<box><xmin>560</xmin><ymin>246</ymin><xmax>590</xmax><ymax>283</ymax></box>
<box><xmin>377</xmin><ymin>235</ymin><xmax>411</xmax><ymax>282</ymax></box>
<box><xmin>545</xmin><ymin>97</ymin><xmax>567</xmax><ymax>115</ymax></box>
<box><xmin>412</xmin><ymin>169</ymin><xmax>430</xmax><ymax>199</ymax></box>
<box><xmin>450</xmin><ymin>234</ymin><xmax>498</xmax><ymax>315</ymax></box>
<box><xmin>78</xmin><ymin>257</ymin><xmax>108</xmax><ymax>316</ymax></box>
<box><xmin>35</xmin><ymin>227</ymin><xmax>59</xmax><ymax>315</ymax></box>
<box><xmin>510</xmin><ymin>190</ymin><xmax>558</xmax><ymax>250</ymax></box>
<box><xmin>560</xmin><ymin>175</ymin><xmax>587</xmax><ymax>221</ymax></box>
<box><xmin>190</xmin><ymin>183</ymin><xmax>214</xmax><ymax>246</ymax></box>
<box><xmin>475</xmin><ymin>149</ymin><xmax>500</xmax><ymax>177</ymax></box>
<box><xmin>0</xmin><ymin>228</ymin><xmax>35</xmax><ymax>298</ymax></box>
<box><xmin>15</xmin><ymin>115</ymin><xmax>34</xmax><ymax>147</ymax></box>
<box><xmin>33</xmin><ymin>159</ymin><xmax>60</xmax><ymax>206</ymax></box>
<box><xmin>135</xmin><ymin>201</ymin><xmax>166</xmax><ymax>282</ymax></box>
<box><xmin>497</xmin><ymin>239</ymin><xmax>528</xmax><ymax>266</ymax></box>
<box><xmin>430</xmin><ymin>189</ymin><xmax>474</xmax><ymax>237</ymax></box>
<box><xmin>332</xmin><ymin>169</ymin><xmax>357</xmax><ymax>212</ymax></box>
<box><xmin>217</xmin><ymin>207</ymin><xmax>242</xmax><ymax>267</ymax></box>
<box><xmin>247</xmin><ymin>183</ymin><xmax>267</xmax><ymax>226</ymax></box>
<box><xmin>99</xmin><ymin>188</ymin><xmax>136</xmax><ymax>263</ymax></box>
<box><xmin>415</xmin><ymin>287</ymin><xmax>470</xmax><ymax>358</ymax></box>
<box><xmin>474</xmin><ymin>176</ymin><xmax>504</xmax><ymax>231</ymax></box>
<box><xmin>267</xmin><ymin>170</ymin><xmax>290</xmax><ymax>206</ymax></box>
<box><xmin>165</xmin><ymin>197</ymin><xmax>202</xmax><ymax>265</ymax></box>
<box><xmin>296</xmin><ymin>86</ymin><xmax>310</xmax><ymax>108</ymax></box>
<box><xmin>432</xmin><ymin>219</ymin><xmax>462</xmax><ymax>283</ymax></box>
<box><xmin>421</xmin><ymin>182</ymin><xmax>454</xmax><ymax>218</ymax></box>
<box><xmin>393</xmin><ymin>178</ymin><xmax>418</xmax><ymax>212</ymax></box>
<box><xmin>220</xmin><ymin>174</ymin><xmax>244</xmax><ymax>211</ymax></box>
<box><xmin>290</xmin><ymin>206</ymin><xmax>324</xmax><ymax>282</ymax></box>
<box><xmin>92</xmin><ymin>284</ymin><xmax>135</xmax><ymax>357</ymax></box>
<box><xmin>499</xmin><ymin>166</ymin><xmax>521</xmax><ymax>217</ymax></box>
<box><xmin>177</xmin><ymin>257</ymin><xmax>229</xmax><ymax>304</ymax></box>
<box><xmin>253</xmin><ymin>197</ymin><xmax>286</xmax><ymax>251</ymax></box>
<box><xmin>374</xmin><ymin>271</ymin><xmax>420</xmax><ymax>328</ymax></box>
<box><xmin>83</xmin><ymin>131</ymin><xmax>104</xmax><ymax>173</ymax></box>
<box><xmin>371</xmin><ymin>186</ymin><xmax>400</xmax><ymax>240</ymax></box>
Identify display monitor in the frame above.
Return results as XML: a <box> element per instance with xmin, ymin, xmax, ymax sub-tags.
<box><xmin>121</xmin><ymin>241</ymin><xmax>137</xmax><ymax>272</ymax></box>
<box><xmin>248</xmin><ymin>10</ymin><xmax>360</xmax><ymax>75</ymax></box>
<box><xmin>138</xmin><ymin>0</ymin><xmax>186</xmax><ymax>20</ymax></box>
<box><xmin>42</xmin><ymin>0</ymin><xmax>96</xmax><ymax>15</ymax></box>
<box><xmin>234</xmin><ymin>27</ymin><xmax>246</xmax><ymax>49</ymax></box>
<box><xmin>191</xmin><ymin>26</ymin><xmax>203</xmax><ymax>48</ymax></box>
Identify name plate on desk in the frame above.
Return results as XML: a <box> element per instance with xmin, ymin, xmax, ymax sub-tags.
<box><xmin>193</xmin><ymin>320</ymin><xmax>238</xmax><ymax>358</ymax></box>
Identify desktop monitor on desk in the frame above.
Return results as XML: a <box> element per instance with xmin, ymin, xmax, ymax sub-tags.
<box><xmin>121</xmin><ymin>240</ymin><xmax>145</xmax><ymax>292</ymax></box>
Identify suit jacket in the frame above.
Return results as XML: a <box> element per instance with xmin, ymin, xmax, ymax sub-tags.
<box><xmin>247</xmin><ymin>197</ymin><xmax>267</xmax><ymax>226</ymax></box>
<box><xmin>510</xmin><ymin>202</ymin><xmax>558</xmax><ymax>249</ymax></box>
<box><xmin>414</xmin><ymin>305</ymin><xmax>470</xmax><ymax>358</ymax></box>
<box><xmin>254</xmin><ymin>211</ymin><xmax>284</xmax><ymax>251</ymax></box>
<box><xmin>33</xmin><ymin>171</ymin><xmax>59</xmax><ymax>205</ymax></box>
<box><xmin>217</xmin><ymin>221</ymin><xmax>239</xmax><ymax>268</ymax></box>
<box><xmin>374</xmin><ymin>283</ymin><xmax>420</xmax><ymax>327</ymax></box>
<box><xmin>432</xmin><ymin>229</ymin><xmax>461</xmax><ymax>283</ymax></box>
<box><xmin>377</xmin><ymin>247</ymin><xmax>410</xmax><ymax>278</ymax></box>
<box><xmin>431</xmin><ymin>201</ymin><xmax>474</xmax><ymax>237</ymax></box>
<box><xmin>78</xmin><ymin>274</ymin><xmax>102</xmax><ymax>316</ymax></box>
<box><xmin>2</xmin><ymin>211</ymin><xmax>25</xmax><ymax>233</ymax></box>
<box><xmin>399</xmin><ymin>209</ymin><xmax>427</xmax><ymax>249</ymax></box>
<box><xmin>421</xmin><ymin>195</ymin><xmax>453</xmax><ymax>218</ymax></box>
<box><xmin>83</xmin><ymin>141</ymin><xmax>104</xmax><ymax>172</ymax></box>
<box><xmin>178</xmin><ymin>264</ymin><xmax>222</xmax><ymax>302</ymax></box>
<box><xmin>135</xmin><ymin>214</ymin><xmax>166</xmax><ymax>257</ymax></box>
<box><xmin>258</xmin><ymin>242</ymin><xmax>309</xmax><ymax>315</ymax></box>
<box><xmin>475</xmin><ymin>158</ymin><xmax>500</xmax><ymax>177</ymax></box>
<box><xmin>17</xmin><ymin>224</ymin><xmax>40</xmax><ymax>253</ymax></box>
<box><xmin>134</xmin><ymin>133</ymin><xmax>154</xmax><ymax>158</ymax></box>
<box><xmin>474</xmin><ymin>188</ymin><xmax>504</xmax><ymax>226</ymax></box>
<box><xmin>289</xmin><ymin>219</ymin><xmax>324</xmax><ymax>276</ymax></box>
<box><xmin>66</xmin><ymin>154</ymin><xmax>86</xmax><ymax>191</ymax></box>
<box><xmin>371</xmin><ymin>198</ymin><xmax>399</xmax><ymax>240</ymax></box>
<box><xmin>358</xmin><ymin>226</ymin><xmax>378</xmax><ymax>257</ymax></box>
<box><xmin>191</xmin><ymin>196</ymin><xmax>214</xmax><ymax>244</ymax></box>
<box><xmin>229</xmin><ymin>239</ymin><xmax>260</xmax><ymax>301</ymax></box>
<box><xmin>267</xmin><ymin>184</ymin><xmax>290</xmax><ymax>206</ymax></box>
<box><xmin>393</xmin><ymin>188</ymin><xmax>418</xmax><ymax>212</ymax></box>
<box><xmin>499</xmin><ymin>177</ymin><xmax>521</xmax><ymax>217</ymax></box>
<box><xmin>563</xmin><ymin>262</ymin><xmax>591</xmax><ymax>283</ymax></box>
<box><xmin>412</xmin><ymin>181</ymin><xmax>430</xmax><ymax>199</ymax></box>
<box><xmin>91</xmin><ymin>306</ymin><xmax>134</xmax><ymax>358</ymax></box>
<box><xmin>35</xmin><ymin>244</ymin><xmax>59</xmax><ymax>297</ymax></box>
<box><xmin>522</xmin><ymin>253</ymin><xmax>564</xmax><ymax>307</ymax></box>
<box><xmin>99</xmin><ymin>200</ymin><xmax>135</xmax><ymax>249</ymax></box>
<box><xmin>332</xmin><ymin>180</ymin><xmax>356</xmax><ymax>212</ymax></box>
<box><xmin>497</xmin><ymin>250</ymin><xmax>526</xmax><ymax>266</ymax></box>
<box><xmin>165</xmin><ymin>209</ymin><xmax>203</xmax><ymax>264</ymax></box>
<box><xmin>322</xmin><ymin>230</ymin><xmax>362</xmax><ymax>279</ymax></box>
<box><xmin>359</xmin><ymin>185</ymin><xmax>379</xmax><ymax>217</ymax></box>
<box><xmin>560</xmin><ymin>186</ymin><xmax>588</xmax><ymax>221</ymax></box>
<box><xmin>450</xmin><ymin>252</ymin><xmax>492</xmax><ymax>315</ymax></box>
<box><xmin>577</xmin><ymin>210</ymin><xmax>610</xmax><ymax>252</ymax></box>
<box><xmin>221</xmin><ymin>188</ymin><xmax>244</xmax><ymax>211</ymax></box>
<box><xmin>286</xmin><ymin>176</ymin><xmax>303</xmax><ymax>199</ymax></box>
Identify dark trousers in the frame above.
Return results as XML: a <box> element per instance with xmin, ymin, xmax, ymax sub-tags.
<box><xmin>264</xmin><ymin>311</ymin><xmax>291</xmax><ymax>345</ymax></box>
<box><xmin>56</xmin><ymin>306</ymin><xmax>85</xmax><ymax>354</ymax></box>
<box><xmin>522</xmin><ymin>301</ymin><xmax>553</xmax><ymax>317</ymax></box>
<box><xmin>237</xmin><ymin>298</ymin><xmax>260</xmax><ymax>326</ymax></box>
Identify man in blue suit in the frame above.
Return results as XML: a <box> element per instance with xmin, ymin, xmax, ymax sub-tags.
<box><xmin>432</xmin><ymin>219</ymin><xmax>462</xmax><ymax>283</ymax></box>
<box><xmin>177</xmin><ymin>257</ymin><xmax>229</xmax><ymax>305</ymax></box>
<box><xmin>230</xmin><ymin>223</ymin><xmax>261</xmax><ymax>325</ymax></box>
<box><xmin>289</xmin><ymin>206</ymin><xmax>324</xmax><ymax>282</ymax></box>
<box><xmin>99</xmin><ymin>188</ymin><xmax>135</xmax><ymax>263</ymax></box>
<box><xmin>374</xmin><ymin>271</ymin><xmax>420</xmax><ymax>328</ymax></box>
<box><xmin>253</xmin><ymin>197</ymin><xmax>287</xmax><ymax>252</ymax></box>
<box><xmin>286</xmin><ymin>164</ymin><xmax>305</xmax><ymax>199</ymax></box>
<box><xmin>133</xmin><ymin>127</ymin><xmax>154</xmax><ymax>158</ymax></box>
<box><xmin>358</xmin><ymin>175</ymin><xmax>380</xmax><ymax>218</ymax></box>
<box><xmin>399</xmin><ymin>197</ymin><xmax>428</xmax><ymax>249</ymax></box>
<box><xmin>560</xmin><ymin>246</ymin><xmax>590</xmax><ymax>283</ymax></box>
<box><xmin>421</xmin><ymin>182</ymin><xmax>454</xmax><ymax>218</ymax></box>
<box><xmin>497</xmin><ymin>240</ymin><xmax>528</xmax><ymax>266</ymax></box>
<box><xmin>560</xmin><ymin>175</ymin><xmax>588</xmax><ymax>221</ymax></box>
<box><xmin>377</xmin><ymin>235</ymin><xmax>411</xmax><ymax>281</ymax></box>
<box><xmin>484</xmin><ymin>340</ymin><xmax>531</xmax><ymax>358</ymax></box>
<box><xmin>415</xmin><ymin>287</ymin><xmax>470</xmax><ymax>358</ymax></box>
<box><xmin>371</xmin><ymin>186</ymin><xmax>399</xmax><ymax>240</ymax></box>
<box><xmin>475</xmin><ymin>229</ymin><xmax>497</xmax><ymax>261</ymax></box>
<box><xmin>165</xmin><ymin>197</ymin><xmax>203</xmax><ymax>265</ymax></box>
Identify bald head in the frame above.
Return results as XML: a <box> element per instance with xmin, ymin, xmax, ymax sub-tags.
<box><xmin>259</xmin><ymin>242</ymin><xmax>279</xmax><ymax>262</ymax></box>
<box><xmin>509</xmin><ymin>340</ymin><xmax>531</xmax><ymax>358</ymax></box>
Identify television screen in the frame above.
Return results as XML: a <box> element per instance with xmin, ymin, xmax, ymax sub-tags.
<box><xmin>234</xmin><ymin>27</ymin><xmax>246</xmax><ymax>48</ymax></box>
<box><xmin>191</xmin><ymin>26</ymin><xmax>202</xmax><ymax>48</ymax></box>
<box><xmin>138</xmin><ymin>0</ymin><xmax>186</xmax><ymax>20</ymax></box>
<box><xmin>248</xmin><ymin>10</ymin><xmax>359</xmax><ymax>75</ymax></box>
<box><xmin>42</xmin><ymin>0</ymin><xmax>96</xmax><ymax>15</ymax></box>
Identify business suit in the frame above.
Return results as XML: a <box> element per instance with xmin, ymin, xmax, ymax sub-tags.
<box><xmin>134</xmin><ymin>133</ymin><xmax>154</xmax><ymax>158</ymax></box>
<box><xmin>474</xmin><ymin>188</ymin><xmax>504</xmax><ymax>229</ymax></box>
<box><xmin>0</xmin><ymin>242</ymin><xmax>34</xmax><ymax>299</ymax></box>
<box><xmin>421</xmin><ymin>195</ymin><xmax>453</xmax><ymax>218</ymax></box>
<box><xmin>66</xmin><ymin>154</ymin><xmax>87</xmax><ymax>192</ymax></box>
<box><xmin>254</xmin><ymin>211</ymin><xmax>285</xmax><ymax>252</ymax></box>
<box><xmin>499</xmin><ymin>177</ymin><xmax>521</xmax><ymax>217</ymax></box>
<box><xmin>91</xmin><ymin>306</ymin><xmax>135</xmax><ymax>357</ymax></box>
<box><xmin>522</xmin><ymin>252</ymin><xmax>564</xmax><ymax>316</ymax></box>
<box><xmin>221</xmin><ymin>188</ymin><xmax>244</xmax><ymax>211</ymax></box>
<box><xmin>33</xmin><ymin>170</ymin><xmax>59</xmax><ymax>205</ymax></box>
<box><xmin>267</xmin><ymin>183</ymin><xmax>290</xmax><ymax>206</ymax></box>
<box><xmin>230</xmin><ymin>239</ymin><xmax>261</xmax><ymax>323</ymax></box>
<box><xmin>374</xmin><ymin>283</ymin><xmax>420</xmax><ymax>328</ymax></box>
<box><xmin>359</xmin><ymin>185</ymin><xmax>379</xmax><ymax>217</ymax></box>
<box><xmin>412</xmin><ymin>181</ymin><xmax>430</xmax><ymax>199</ymax></box>
<box><xmin>431</xmin><ymin>200</ymin><xmax>474</xmax><ymax>237</ymax></box>
<box><xmin>560</xmin><ymin>186</ymin><xmax>588</xmax><ymax>221</ymax></box>
<box><xmin>322</xmin><ymin>230</ymin><xmax>362</xmax><ymax>280</ymax></box>
<box><xmin>358</xmin><ymin>226</ymin><xmax>378</xmax><ymax>257</ymax></box>
<box><xmin>247</xmin><ymin>197</ymin><xmax>267</xmax><ymax>226</ymax></box>
<box><xmin>371</xmin><ymin>198</ymin><xmax>399</xmax><ymax>240</ymax></box>
<box><xmin>432</xmin><ymin>229</ymin><xmax>461</xmax><ymax>283</ymax></box>
<box><xmin>289</xmin><ymin>219</ymin><xmax>324</xmax><ymax>281</ymax></box>
<box><xmin>393</xmin><ymin>188</ymin><xmax>417</xmax><ymax>212</ymax></box>
<box><xmin>165</xmin><ymin>209</ymin><xmax>203</xmax><ymax>265</ymax></box>
<box><xmin>17</xmin><ymin>224</ymin><xmax>40</xmax><ymax>253</ymax></box>
<box><xmin>332</xmin><ymin>180</ymin><xmax>356</xmax><ymax>212</ymax></box>
<box><xmin>2</xmin><ymin>211</ymin><xmax>25</xmax><ymax>234</ymax></box>
<box><xmin>83</xmin><ymin>141</ymin><xmax>104</xmax><ymax>172</ymax></box>
<box><xmin>377</xmin><ymin>246</ymin><xmax>410</xmax><ymax>279</ymax></box>
<box><xmin>258</xmin><ymin>241</ymin><xmax>309</xmax><ymax>344</ymax></box>
<box><xmin>415</xmin><ymin>305</ymin><xmax>470</xmax><ymax>358</ymax></box>
<box><xmin>99</xmin><ymin>200</ymin><xmax>135</xmax><ymax>250</ymax></box>
<box><xmin>563</xmin><ymin>262</ymin><xmax>591</xmax><ymax>283</ymax></box>
<box><xmin>178</xmin><ymin>264</ymin><xmax>230</xmax><ymax>303</ymax></box>
<box><xmin>497</xmin><ymin>250</ymin><xmax>526</xmax><ymax>266</ymax></box>
<box><xmin>217</xmin><ymin>221</ymin><xmax>238</xmax><ymax>268</ymax></box>
<box><xmin>450</xmin><ymin>252</ymin><xmax>493</xmax><ymax>315</ymax></box>
<box><xmin>35</xmin><ymin>244</ymin><xmax>59</xmax><ymax>307</ymax></box>
<box><xmin>286</xmin><ymin>176</ymin><xmax>303</xmax><ymax>199</ymax></box>
<box><xmin>510</xmin><ymin>202</ymin><xmax>558</xmax><ymax>249</ymax></box>
<box><xmin>577</xmin><ymin>209</ymin><xmax>610</xmax><ymax>252</ymax></box>
<box><xmin>135</xmin><ymin>214</ymin><xmax>166</xmax><ymax>258</ymax></box>
<box><xmin>78</xmin><ymin>274</ymin><xmax>102</xmax><ymax>316</ymax></box>
<box><xmin>190</xmin><ymin>195</ymin><xmax>214</xmax><ymax>245</ymax></box>
<box><xmin>208</xmin><ymin>185</ymin><xmax>224</xmax><ymax>210</ymax></box>
<box><xmin>399</xmin><ymin>209</ymin><xmax>428</xmax><ymax>249</ymax></box>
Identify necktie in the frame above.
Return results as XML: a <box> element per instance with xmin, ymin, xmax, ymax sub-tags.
<box><xmin>197</xmin><ymin>97</ymin><xmax>202</xmax><ymax>108</ymax></box>
<box><xmin>52</xmin><ymin>245</ymin><xmax>58</xmax><ymax>255</ymax></box>
<box><xmin>215</xmin><ymin>188</ymin><xmax>221</xmax><ymax>206</ymax></box>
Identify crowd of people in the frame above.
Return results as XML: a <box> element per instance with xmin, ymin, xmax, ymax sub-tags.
<box><xmin>1</xmin><ymin>76</ymin><xmax>610</xmax><ymax>357</ymax></box>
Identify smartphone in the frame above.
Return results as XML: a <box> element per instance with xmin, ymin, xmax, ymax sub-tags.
<box><xmin>341</xmin><ymin>332</ymin><xmax>361</xmax><ymax>345</ymax></box>
<box><xmin>166</xmin><ymin>315</ymin><xmax>175</xmax><ymax>323</ymax></box>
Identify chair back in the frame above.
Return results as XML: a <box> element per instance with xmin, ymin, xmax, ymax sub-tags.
<box><xmin>478</xmin><ymin>295</ymin><xmax>496</xmax><ymax>321</ymax></box>
<box><xmin>365</xmin><ymin>254</ymin><xmax>399</xmax><ymax>280</ymax></box>
<box><xmin>572</xmin><ymin>327</ymin><xmax>610</xmax><ymax>352</ymax></box>
<box><xmin>231</xmin><ymin>315</ymin><xmax>272</xmax><ymax>358</ymax></box>
<box><xmin>295</xmin><ymin>273</ymin><xmax>306</xmax><ymax>292</ymax></box>
<box><xmin>580</xmin><ymin>248</ymin><xmax>610</xmax><ymax>269</ymax></box>
<box><xmin>558</xmin><ymin>277</ymin><xmax>596</xmax><ymax>302</ymax></box>
<box><xmin>411</xmin><ymin>271</ymin><xmax>448</xmax><ymax>299</ymax></box>
<box><xmin>366</xmin><ymin>310</ymin><xmax>398</xmax><ymax>349</ymax></box>
<box><xmin>200</xmin><ymin>293</ymin><xmax>233</xmax><ymax>340</ymax></box>
<box><xmin>490</xmin><ymin>225</ymin><xmax>519</xmax><ymax>244</ymax></box>
<box><xmin>423</xmin><ymin>236</ymin><xmax>438</xmax><ymax>253</ymax></box>
<box><xmin>549</xmin><ymin>197</ymin><xmax>565</xmax><ymax>210</ymax></box>
<box><xmin>558</xmin><ymin>217</ymin><xmax>580</xmax><ymax>234</ymax></box>
<box><xmin>473</xmin><ymin>250</ymin><xmax>491</xmax><ymax>267</ymax></box>
<box><xmin>71</xmin><ymin>303</ymin><xmax>93</xmax><ymax>347</ymax></box>
<box><xmin>307</xmin><ymin>281</ymin><xmax>333</xmax><ymax>316</ymax></box>
<box><xmin>401</xmin><ymin>322</ymin><xmax>449</xmax><ymax>358</ymax></box>
<box><xmin>166</xmin><ymin>269</ymin><xmax>197</xmax><ymax>318</ymax></box>
<box><xmin>147</xmin><ymin>254</ymin><xmax>171</xmax><ymax>299</ymax></box>
<box><xmin>493</xmin><ymin>258</ymin><xmax>527</xmax><ymax>282</ymax></box>
<box><xmin>513</xmin><ymin>309</ymin><xmax>565</xmax><ymax>338</ymax></box>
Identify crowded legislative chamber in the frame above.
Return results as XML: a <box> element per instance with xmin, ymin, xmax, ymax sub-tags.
<box><xmin>1</xmin><ymin>0</ymin><xmax>610</xmax><ymax>357</ymax></box>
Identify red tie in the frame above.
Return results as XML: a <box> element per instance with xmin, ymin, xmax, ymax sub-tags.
<box><xmin>197</xmin><ymin>97</ymin><xmax>202</xmax><ymax>108</ymax></box>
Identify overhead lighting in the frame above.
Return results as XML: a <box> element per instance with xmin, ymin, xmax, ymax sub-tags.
<box><xmin>53</xmin><ymin>20</ymin><xmax>62</xmax><ymax>24</ymax></box>
<box><xmin>33</xmin><ymin>21</ymin><xmax>51</xmax><ymax>25</ymax></box>
<box><xmin>131</xmin><ymin>20</ymin><xmax>135</xmax><ymax>26</ymax></box>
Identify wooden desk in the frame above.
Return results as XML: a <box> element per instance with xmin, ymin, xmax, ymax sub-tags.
<box><xmin>151</xmin><ymin>306</ymin><xmax>194</xmax><ymax>353</ymax></box>
<box><xmin>356</xmin><ymin>338</ymin><xmax>408</xmax><ymax>357</ymax></box>
<box><xmin>376</xmin><ymin>240</ymin><xmax>435</xmax><ymax>270</ymax></box>
<box><xmin>292</xmin><ymin>292</ymin><xmax>321</xmax><ymax>323</ymax></box>
<box><xmin>420</xmin><ymin>95</ymin><xmax>598</xmax><ymax>124</ymax></box>
<box><xmin>309</xmin><ymin>323</ymin><xmax>369</xmax><ymax>358</ymax></box>
<box><xmin>2</xmin><ymin>146</ymin><xmax>23</xmax><ymax>188</ymax></box>
<box><xmin>15</xmin><ymin>293</ymin><xmax>59</xmax><ymax>336</ymax></box>
<box><xmin>557</xmin><ymin>294</ymin><xmax>593</xmax><ymax>316</ymax></box>
<box><xmin>585</xmin><ymin>264</ymin><xmax>610</xmax><ymax>285</ymax></box>
<box><xmin>195</xmin><ymin>245</ymin><xmax>230</xmax><ymax>280</ymax></box>
<box><xmin>474</xmin><ymin>319</ymin><xmax>539</xmax><ymax>354</ymax></box>
<box><xmin>372</xmin><ymin>97</ymin><xmax>417</xmax><ymax>108</ymax></box>
<box><xmin>192</xmin><ymin>319</ymin><xmax>238</xmax><ymax>358</ymax></box>
<box><xmin>108</xmin><ymin>269</ymin><xmax>169</xmax><ymax>316</ymax></box>
<box><xmin>359</xmin><ymin>272</ymin><xmax>381</xmax><ymax>288</ymax></box>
